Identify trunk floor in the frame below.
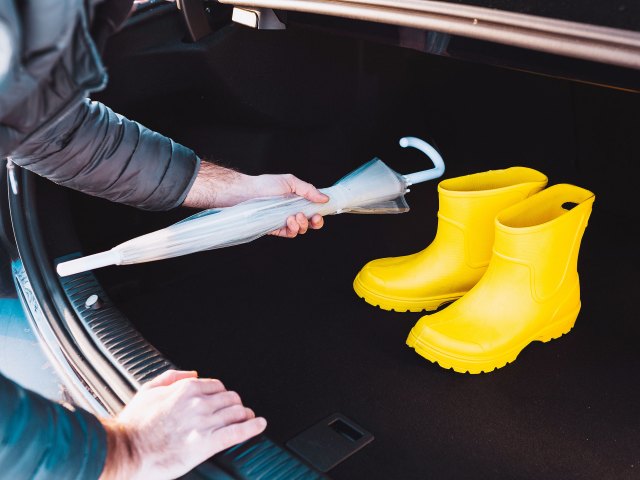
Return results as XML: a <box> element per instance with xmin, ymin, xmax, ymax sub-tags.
<box><xmin>82</xmin><ymin>57</ymin><xmax>640</xmax><ymax>478</ymax></box>
<box><xmin>97</xmin><ymin>196</ymin><xmax>639</xmax><ymax>480</ymax></box>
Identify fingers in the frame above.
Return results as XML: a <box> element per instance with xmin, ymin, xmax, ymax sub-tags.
<box><xmin>199</xmin><ymin>392</ymin><xmax>263</xmax><ymax>446</ymax></box>
<box><xmin>204</xmin><ymin>390</ymin><xmax>243</xmax><ymax>413</ymax></box>
<box><xmin>177</xmin><ymin>377</ymin><xmax>226</xmax><ymax>397</ymax></box>
<box><xmin>269</xmin><ymin>212</ymin><xmax>324</xmax><ymax>238</ymax></box>
<box><xmin>286</xmin><ymin>174</ymin><xmax>329</xmax><ymax>203</ymax></box>
<box><xmin>183</xmin><ymin>384</ymin><xmax>260</xmax><ymax>432</ymax></box>
<box><xmin>210</xmin><ymin>417</ymin><xmax>268</xmax><ymax>451</ymax></box>
<box><xmin>296</xmin><ymin>213</ymin><xmax>309</xmax><ymax>234</ymax></box>
<box><xmin>205</xmin><ymin>404</ymin><xmax>256</xmax><ymax>430</ymax></box>
<box><xmin>143</xmin><ymin>369</ymin><xmax>198</xmax><ymax>389</ymax></box>
<box><xmin>310</xmin><ymin>214</ymin><xmax>323</xmax><ymax>230</ymax></box>
<box><xmin>270</xmin><ymin>215</ymin><xmax>300</xmax><ymax>238</ymax></box>
<box><xmin>144</xmin><ymin>372</ymin><xmax>227</xmax><ymax>398</ymax></box>
<box><xmin>197</xmin><ymin>378</ymin><xmax>227</xmax><ymax>395</ymax></box>
<box><xmin>286</xmin><ymin>215</ymin><xmax>300</xmax><ymax>236</ymax></box>
<box><xmin>184</xmin><ymin>384</ymin><xmax>260</xmax><ymax>426</ymax></box>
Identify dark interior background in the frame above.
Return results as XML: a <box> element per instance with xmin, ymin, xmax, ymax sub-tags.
<box><xmin>36</xmin><ymin>9</ymin><xmax>640</xmax><ymax>480</ymax></box>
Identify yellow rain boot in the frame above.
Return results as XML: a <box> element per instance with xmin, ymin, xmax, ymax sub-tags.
<box><xmin>407</xmin><ymin>184</ymin><xmax>595</xmax><ymax>373</ymax></box>
<box><xmin>353</xmin><ymin>167</ymin><xmax>548</xmax><ymax>311</ymax></box>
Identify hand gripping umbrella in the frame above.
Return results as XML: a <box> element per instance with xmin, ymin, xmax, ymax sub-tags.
<box><xmin>57</xmin><ymin>137</ymin><xmax>445</xmax><ymax>277</ymax></box>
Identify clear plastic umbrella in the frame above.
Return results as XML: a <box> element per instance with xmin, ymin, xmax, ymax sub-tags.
<box><xmin>57</xmin><ymin>137</ymin><xmax>445</xmax><ymax>277</ymax></box>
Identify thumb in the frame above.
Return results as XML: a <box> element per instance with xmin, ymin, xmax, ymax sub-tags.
<box><xmin>143</xmin><ymin>369</ymin><xmax>198</xmax><ymax>389</ymax></box>
<box><xmin>288</xmin><ymin>175</ymin><xmax>329</xmax><ymax>203</ymax></box>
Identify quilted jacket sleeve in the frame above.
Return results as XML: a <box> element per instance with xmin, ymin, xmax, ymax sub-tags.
<box><xmin>10</xmin><ymin>98</ymin><xmax>200</xmax><ymax>211</ymax></box>
<box><xmin>0</xmin><ymin>372</ymin><xmax>107</xmax><ymax>479</ymax></box>
<box><xmin>1</xmin><ymin>0</ymin><xmax>199</xmax><ymax>211</ymax></box>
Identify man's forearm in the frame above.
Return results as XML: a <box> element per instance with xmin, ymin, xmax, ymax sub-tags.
<box><xmin>183</xmin><ymin>161</ymin><xmax>250</xmax><ymax>209</ymax></box>
<box><xmin>99</xmin><ymin>418</ymin><xmax>139</xmax><ymax>480</ymax></box>
<box><xmin>182</xmin><ymin>160</ymin><xmax>330</xmax><ymax>211</ymax></box>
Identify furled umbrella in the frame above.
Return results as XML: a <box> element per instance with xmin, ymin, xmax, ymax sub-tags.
<box><xmin>57</xmin><ymin>137</ymin><xmax>445</xmax><ymax>277</ymax></box>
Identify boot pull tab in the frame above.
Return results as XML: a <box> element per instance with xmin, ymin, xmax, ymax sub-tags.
<box><xmin>399</xmin><ymin>137</ymin><xmax>446</xmax><ymax>187</ymax></box>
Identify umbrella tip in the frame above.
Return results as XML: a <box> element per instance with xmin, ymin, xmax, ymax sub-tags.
<box><xmin>57</xmin><ymin>250</ymin><xmax>122</xmax><ymax>277</ymax></box>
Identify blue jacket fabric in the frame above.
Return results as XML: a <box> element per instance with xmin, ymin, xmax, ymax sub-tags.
<box><xmin>0</xmin><ymin>372</ymin><xmax>107</xmax><ymax>479</ymax></box>
<box><xmin>0</xmin><ymin>0</ymin><xmax>200</xmax><ymax>210</ymax></box>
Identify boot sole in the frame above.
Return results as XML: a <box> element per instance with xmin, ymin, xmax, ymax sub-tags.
<box><xmin>353</xmin><ymin>274</ymin><xmax>464</xmax><ymax>313</ymax></box>
<box><xmin>406</xmin><ymin>305</ymin><xmax>581</xmax><ymax>374</ymax></box>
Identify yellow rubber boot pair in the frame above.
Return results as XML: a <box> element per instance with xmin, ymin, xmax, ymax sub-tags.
<box><xmin>354</xmin><ymin>167</ymin><xmax>549</xmax><ymax>311</ymax></box>
<box><xmin>354</xmin><ymin>167</ymin><xmax>595</xmax><ymax>374</ymax></box>
<box><xmin>406</xmin><ymin>184</ymin><xmax>595</xmax><ymax>373</ymax></box>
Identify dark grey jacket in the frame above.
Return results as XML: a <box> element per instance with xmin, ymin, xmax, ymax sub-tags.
<box><xmin>0</xmin><ymin>0</ymin><xmax>200</xmax><ymax>210</ymax></box>
<box><xmin>0</xmin><ymin>1</ymin><xmax>198</xmax><ymax>477</ymax></box>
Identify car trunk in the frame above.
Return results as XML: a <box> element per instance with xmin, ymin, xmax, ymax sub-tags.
<box><xmin>39</xmin><ymin>9</ymin><xmax>639</xmax><ymax>479</ymax></box>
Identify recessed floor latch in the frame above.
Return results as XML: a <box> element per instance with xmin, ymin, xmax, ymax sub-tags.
<box><xmin>286</xmin><ymin>413</ymin><xmax>374</xmax><ymax>472</ymax></box>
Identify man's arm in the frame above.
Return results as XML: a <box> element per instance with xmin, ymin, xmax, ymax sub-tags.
<box><xmin>0</xmin><ymin>370</ymin><xmax>265</xmax><ymax>480</ymax></box>
<box><xmin>10</xmin><ymin>98</ymin><xmax>328</xmax><ymax>236</ymax></box>
<box><xmin>184</xmin><ymin>161</ymin><xmax>328</xmax><ymax>238</ymax></box>
<box><xmin>4</xmin><ymin>0</ymin><xmax>327</xmax><ymax>232</ymax></box>
<box><xmin>99</xmin><ymin>370</ymin><xmax>266</xmax><ymax>479</ymax></box>
<box><xmin>10</xmin><ymin>98</ymin><xmax>199</xmax><ymax>211</ymax></box>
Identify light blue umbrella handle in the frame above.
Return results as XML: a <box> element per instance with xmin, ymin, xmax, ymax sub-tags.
<box><xmin>399</xmin><ymin>137</ymin><xmax>445</xmax><ymax>186</ymax></box>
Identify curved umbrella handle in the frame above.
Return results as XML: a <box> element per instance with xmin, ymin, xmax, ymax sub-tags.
<box><xmin>399</xmin><ymin>136</ymin><xmax>445</xmax><ymax>186</ymax></box>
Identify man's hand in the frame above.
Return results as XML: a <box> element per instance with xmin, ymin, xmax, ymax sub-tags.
<box><xmin>252</xmin><ymin>174</ymin><xmax>327</xmax><ymax>238</ymax></box>
<box><xmin>183</xmin><ymin>161</ymin><xmax>328</xmax><ymax>238</ymax></box>
<box><xmin>99</xmin><ymin>370</ymin><xmax>266</xmax><ymax>480</ymax></box>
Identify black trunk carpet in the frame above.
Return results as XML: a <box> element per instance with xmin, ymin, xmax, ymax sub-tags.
<box><xmin>76</xmin><ymin>58</ymin><xmax>640</xmax><ymax>479</ymax></box>
<box><xmin>76</xmin><ymin>187</ymin><xmax>639</xmax><ymax>480</ymax></box>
